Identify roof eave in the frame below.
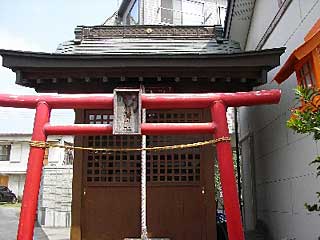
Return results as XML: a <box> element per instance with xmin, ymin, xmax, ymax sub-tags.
<box><xmin>0</xmin><ymin>48</ymin><xmax>285</xmax><ymax>70</ymax></box>
<box><xmin>273</xmin><ymin>53</ymin><xmax>297</xmax><ymax>84</ymax></box>
<box><xmin>274</xmin><ymin>30</ymin><xmax>320</xmax><ymax>84</ymax></box>
<box><xmin>295</xmin><ymin>30</ymin><xmax>320</xmax><ymax>59</ymax></box>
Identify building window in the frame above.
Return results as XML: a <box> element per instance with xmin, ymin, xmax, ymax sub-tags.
<box><xmin>161</xmin><ymin>0</ymin><xmax>205</xmax><ymax>25</ymax></box>
<box><xmin>296</xmin><ymin>59</ymin><xmax>315</xmax><ymax>88</ymax></box>
<box><xmin>0</xmin><ymin>145</ymin><xmax>11</xmax><ymax>161</ymax></box>
<box><xmin>161</xmin><ymin>0</ymin><xmax>174</xmax><ymax>24</ymax></box>
<box><xmin>63</xmin><ymin>147</ymin><xmax>74</xmax><ymax>166</ymax></box>
<box><xmin>127</xmin><ymin>0</ymin><xmax>139</xmax><ymax>25</ymax></box>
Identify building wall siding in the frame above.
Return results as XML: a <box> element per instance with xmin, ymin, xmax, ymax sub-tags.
<box><xmin>240</xmin><ymin>0</ymin><xmax>320</xmax><ymax>239</ymax></box>
<box><xmin>144</xmin><ymin>0</ymin><xmax>160</xmax><ymax>24</ymax></box>
<box><xmin>245</xmin><ymin>0</ymin><xmax>281</xmax><ymax>51</ymax></box>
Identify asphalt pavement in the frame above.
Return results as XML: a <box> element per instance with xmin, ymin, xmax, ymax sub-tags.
<box><xmin>0</xmin><ymin>206</ymin><xmax>21</xmax><ymax>240</ymax></box>
<box><xmin>0</xmin><ymin>206</ymin><xmax>69</xmax><ymax>240</ymax></box>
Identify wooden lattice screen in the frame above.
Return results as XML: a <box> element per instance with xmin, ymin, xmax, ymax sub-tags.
<box><xmin>84</xmin><ymin>110</ymin><xmax>204</xmax><ymax>186</ymax></box>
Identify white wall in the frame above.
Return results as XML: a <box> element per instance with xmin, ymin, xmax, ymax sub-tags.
<box><xmin>245</xmin><ymin>0</ymin><xmax>280</xmax><ymax>51</ymax></box>
<box><xmin>142</xmin><ymin>0</ymin><xmax>227</xmax><ymax>25</ymax></box>
<box><xmin>47</xmin><ymin>136</ymin><xmax>73</xmax><ymax>166</ymax></box>
<box><xmin>0</xmin><ymin>136</ymin><xmax>30</xmax><ymax>174</ymax></box>
<box><xmin>240</xmin><ymin>0</ymin><xmax>320</xmax><ymax>239</ymax></box>
<box><xmin>0</xmin><ymin>135</ymin><xmax>73</xmax><ymax>173</ymax></box>
<box><xmin>7</xmin><ymin>174</ymin><xmax>25</xmax><ymax>198</ymax></box>
<box><xmin>0</xmin><ymin>134</ymin><xmax>73</xmax><ymax>198</ymax></box>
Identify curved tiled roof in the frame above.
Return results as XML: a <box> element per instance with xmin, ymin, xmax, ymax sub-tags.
<box><xmin>56</xmin><ymin>25</ymin><xmax>241</xmax><ymax>55</ymax></box>
<box><xmin>56</xmin><ymin>38</ymin><xmax>241</xmax><ymax>55</ymax></box>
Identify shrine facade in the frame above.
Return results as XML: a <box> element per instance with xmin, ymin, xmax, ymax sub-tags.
<box><xmin>0</xmin><ymin>1</ymin><xmax>284</xmax><ymax>239</ymax></box>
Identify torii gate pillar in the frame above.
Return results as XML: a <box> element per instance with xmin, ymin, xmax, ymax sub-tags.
<box><xmin>212</xmin><ymin>101</ymin><xmax>244</xmax><ymax>239</ymax></box>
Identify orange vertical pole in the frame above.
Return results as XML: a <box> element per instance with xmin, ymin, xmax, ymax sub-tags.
<box><xmin>17</xmin><ymin>102</ymin><xmax>50</xmax><ymax>240</ymax></box>
<box><xmin>211</xmin><ymin>101</ymin><xmax>244</xmax><ymax>240</ymax></box>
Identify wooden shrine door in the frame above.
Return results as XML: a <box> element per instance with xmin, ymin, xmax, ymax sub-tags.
<box><xmin>80</xmin><ymin>109</ymin><xmax>216</xmax><ymax>240</ymax></box>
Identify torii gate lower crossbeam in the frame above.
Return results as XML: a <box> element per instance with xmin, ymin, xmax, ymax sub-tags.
<box><xmin>0</xmin><ymin>90</ymin><xmax>281</xmax><ymax>240</ymax></box>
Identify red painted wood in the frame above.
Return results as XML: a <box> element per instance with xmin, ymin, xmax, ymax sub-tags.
<box><xmin>0</xmin><ymin>90</ymin><xmax>280</xmax><ymax>109</ymax></box>
<box><xmin>43</xmin><ymin>122</ymin><xmax>216</xmax><ymax>136</ymax></box>
<box><xmin>5</xmin><ymin>89</ymin><xmax>281</xmax><ymax>239</ymax></box>
<box><xmin>211</xmin><ymin>101</ymin><xmax>244</xmax><ymax>240</ymax></box>
<box><xmin>0</xmin><ymin>94</ymin><xmax>113</xmax><ymax>109</ymax></box>
<box><xmin>44</xmin><ymin>123</ymin><xmax>113</xmax><ymax>135</ymax></box>
<box><xmin>142</xmin><ymin>90</ymin><xmax>281</xmax><ymax>109</ymax></box>
<box><xmin>17</xmin><ymin>102</ymin><xmax>51</xmax><ymax>240</ymax></box>
<box><xmin>142</xmin><ymin>122</ymin><xmax>216</xmax><ymax>135</ymax></box>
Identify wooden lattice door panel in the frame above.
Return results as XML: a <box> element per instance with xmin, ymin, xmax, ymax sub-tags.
<box><xmin>146</xmin><ymin>111</ymin><xmax>202</xmax><ymax>123</ymax></box>
<box><xmin>81</xmin><ymin>109</ymin><xmax>215</xmax><ymax>240</ymax></box>
<box><xmin>146</xmin><ymin>134</ymin><xmax>203</xmax><ymax>184</ymax></box>
<box><xmin>145</xmin><ymin>146</ymin><xmax>201</xmax><ymax>184</ymax></box>
<box><xmin>85</xmin><ymin>110</ymin><xmax>141</xmax><ymax>186</ymax></box>
<box><xmin>147</xmin><ymin>110</ymin><xmax>203</xmax><ymax>185</ymax></box>
<box><xmin>84</xmin><ymin>109</ymin><xmax>204</xmax><ymax>186</ymax></box>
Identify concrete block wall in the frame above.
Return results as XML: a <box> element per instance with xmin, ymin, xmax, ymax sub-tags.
<box><xmin>240</xmin><ymin>0</ymin><xmax>320</xmax><ymax>239</ymax></box>
<box><xmin>38</xmin><ymin>166</ymin><xmax>73</xmax><ymax>228</ymax></box>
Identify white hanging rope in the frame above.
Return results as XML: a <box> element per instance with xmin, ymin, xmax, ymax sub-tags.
<box><xmin>141</xmin><ymin>108</ymin><xmax>148</xmax><ymax>240</ymax></box>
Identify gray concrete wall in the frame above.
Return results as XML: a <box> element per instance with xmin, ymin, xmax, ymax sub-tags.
<box><xmin>240</xmin><ymin>0</ymin><xmax>320</xmax><ymax>239</ymax></box>
<box><xmin>38</xmin><ymin>166</ymin><xmax>73</xmax><ymax>228</ymax></box>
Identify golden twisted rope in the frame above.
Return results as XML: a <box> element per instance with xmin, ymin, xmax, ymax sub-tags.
<box><xmin>29</xmin><ymin>136</ymin><xmax>231</xmax><ymax>152</ymax></box>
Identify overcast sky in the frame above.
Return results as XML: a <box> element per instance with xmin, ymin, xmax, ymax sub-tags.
<box><xmin>0</xmin><ymin>0</ymin><xmax>119</xmax><ymax>133</ymax></box>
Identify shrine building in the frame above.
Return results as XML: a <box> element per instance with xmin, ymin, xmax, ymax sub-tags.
<box><xmin>0</xmin><ymin>0</ymin><xmax>285</xmax><ymax>239</ymax></box>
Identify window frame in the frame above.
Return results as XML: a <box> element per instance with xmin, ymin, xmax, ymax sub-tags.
<box><xmin>161</xmin><ymin>0</ymin><xmax>174</xmax><ymax>24</ymax></box>
<box><xmin>160</xmin><ymin>0</ymin><xmax>206</xmax><ymax>25</ymax></box>
<box><xmin>0</xmin><ymin>144</ymin><xmax>11</xmax><ymax>161</ymax></box>
<box><xmin>295</xmin><ymin>56</ymin><xmax>316</xmax><ymax>88</ymax></box>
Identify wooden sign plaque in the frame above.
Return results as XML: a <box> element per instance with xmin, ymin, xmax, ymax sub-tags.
<box><xmin>113</xmin><ymin>89</ymin><xmax>141</xmax><ymax>135</ymax></box>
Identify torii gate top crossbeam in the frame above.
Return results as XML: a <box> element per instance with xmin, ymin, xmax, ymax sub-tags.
<box><xmin>0</xmin><ymin>89</ymin><xmax>280</xmax><ymax>109</ymax></box>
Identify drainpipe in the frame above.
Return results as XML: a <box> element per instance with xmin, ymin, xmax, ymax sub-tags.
<box><xmin>140</xmin><ymin>0</ymin><xmax>144</xmax><ymax>25</ymax></box>
<box><xmin>234</xmin><ymin>107</ymin><xmax>242</xmax><ymax>215</ymax></box>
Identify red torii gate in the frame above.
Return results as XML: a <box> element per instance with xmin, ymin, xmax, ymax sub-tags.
<box><xmin>0</xmin><ymin>89</ymin><xmax>281</xmax><ymax>240</ymax></box>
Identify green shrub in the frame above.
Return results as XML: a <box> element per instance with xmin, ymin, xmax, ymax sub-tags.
<box><xmin>287</xmin><ymin>86</ymin><xmax>320</xmax><ymax>212</ymax></box>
